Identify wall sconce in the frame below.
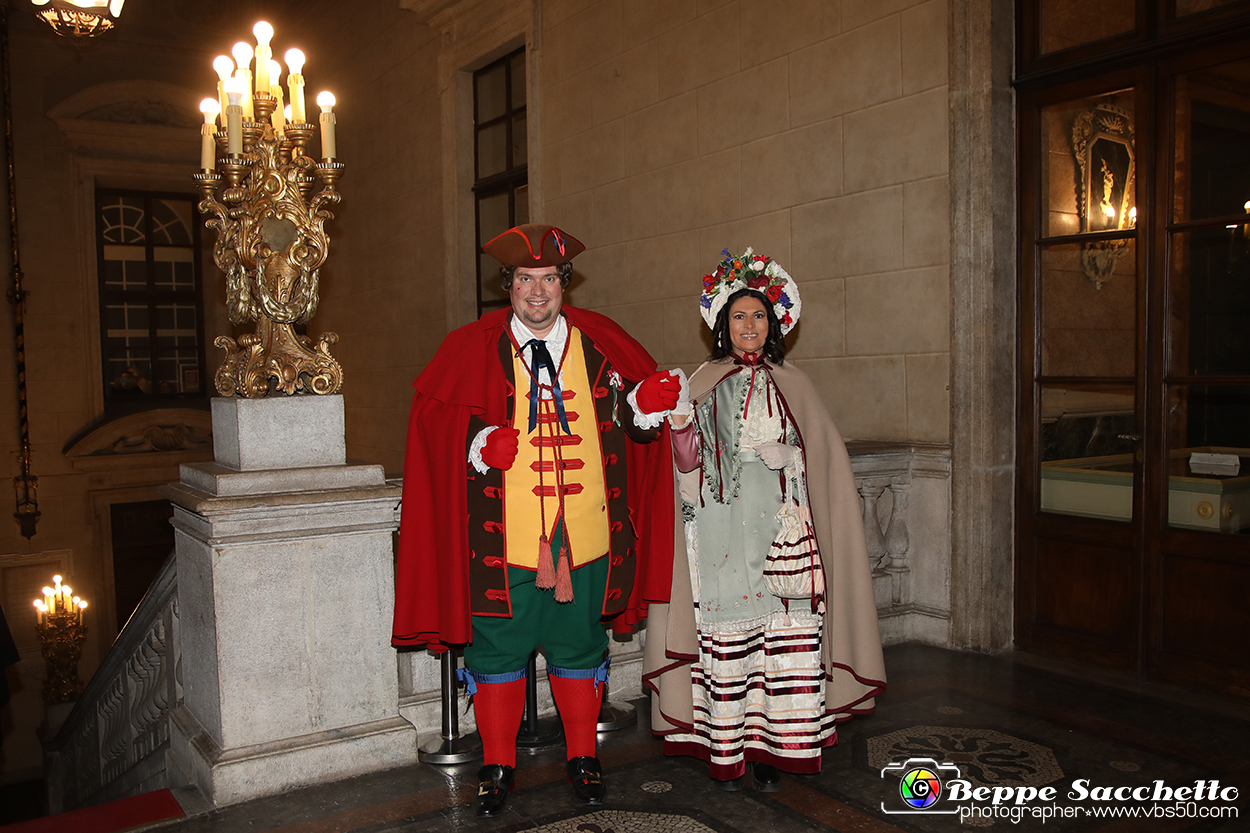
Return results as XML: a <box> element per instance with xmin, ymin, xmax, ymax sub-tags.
<box><xmin>1073</xmin><ymin>104</ymin><xmax>1136</xmax><ymax>288</ymax></box>
<box><xmin>30</xmin><ymin>0</ymin><xmax>123</xmax><ymax>38</ymax></box>
<box><xmin>33</xmin><ymin>575</ymin><xmax>88</xmax><ymax>703</ymax></box>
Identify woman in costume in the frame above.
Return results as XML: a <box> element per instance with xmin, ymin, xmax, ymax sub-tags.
<box><xmin>644</xmin><ymin>249</ymin><xmax>887</xmax><ymax>792</ymax></box>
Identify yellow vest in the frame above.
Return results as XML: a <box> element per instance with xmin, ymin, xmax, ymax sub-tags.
<box><xmin>505</xmin><ymin>327</ymin><xmax>609</xmax><ymax>569</ymax></box>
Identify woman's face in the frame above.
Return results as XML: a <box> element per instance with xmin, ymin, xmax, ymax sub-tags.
<box><xmin>727</xmin><ymin>296</ymin><xmax>769</xmax><ymax>356</ymax></box>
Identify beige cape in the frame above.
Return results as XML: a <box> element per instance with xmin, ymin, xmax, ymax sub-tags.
<box><xmin>643</xmin><ymin>357</ymin><xmax>887</xmax><ymax>735</ymax></box>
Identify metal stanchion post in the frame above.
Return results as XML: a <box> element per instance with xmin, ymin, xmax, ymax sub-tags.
<box><xmin>516</xmin><ymin>651</ymin><xmax>562</xmax><ymax>750</ymax></box>
<box><xmin>417</xmin><ymin>649</ymin><xmax>481</xmax><ymax>765</ymax></box>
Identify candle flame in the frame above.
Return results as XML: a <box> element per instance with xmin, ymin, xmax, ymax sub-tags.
<box><xmin>316</xmin><ymin>91</ymin><xmax>336</xmax><ymax>110</ymax></box>
<box><xmin>285</xmin><ymin>48</ymin><xmax>305</xmax><ymax>75</ymax></box>
<box><xmin>253</xmin><ymin>20</ymin><xmax>274</xmax><ymax>46</ymax></box>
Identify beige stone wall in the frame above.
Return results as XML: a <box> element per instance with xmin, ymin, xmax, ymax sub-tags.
<box><xmin>539</xmin><ymin>0</ymin><xmax>951</xmax><ymax>443</ymax></box>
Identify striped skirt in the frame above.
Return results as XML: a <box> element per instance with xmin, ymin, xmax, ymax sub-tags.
<box><xmin>664</xmin><ymin>609</ymin><xmax>834</xmax><ymax>779</ymax></box>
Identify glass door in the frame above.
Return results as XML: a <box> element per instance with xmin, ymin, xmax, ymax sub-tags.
<box><xmin>1016</xmin><ymin>75</ymin><xmax>1147</xmax><ymax>672</ymax></box>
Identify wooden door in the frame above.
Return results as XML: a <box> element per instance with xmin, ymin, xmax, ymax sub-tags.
<box><xmin>1016</xmin><ymin>32</ymin><xmax>1250</xmax><ymax>696</ymax></box>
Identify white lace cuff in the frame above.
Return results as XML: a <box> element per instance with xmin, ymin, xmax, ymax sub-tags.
<box><xmin>626</xmin><ymin>386</ymin><xmax>668</xmax><ymax>430</ymax></box>
<box><xmin>468</xmin><ymin>425</ymin><xmax>497</xmax><ymax>475</ymax></box>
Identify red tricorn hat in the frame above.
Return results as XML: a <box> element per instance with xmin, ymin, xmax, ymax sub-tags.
<box><xmin>482</xmin><ymin>223</ymin><xmax>585</xmax><ymax>268</ymax></box>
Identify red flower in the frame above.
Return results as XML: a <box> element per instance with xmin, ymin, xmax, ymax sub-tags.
<box><xmin>703</xmin><ymin>274</ymin><xmax>716</xmax><ymax>289</ymax></box>
<box><xmin>766</xmin><ymin>284</ymin><xmax>783</xmax><ymax>302</ymax></box>
<box><xmin>781</xmin><ymin>311</ymin><xmax>793</xmax><ymax>327</ymax></box>
<box><xmin>747</xmin><ymin>274</ymin><xmax>768</xmax><ymax>289</ymax></box>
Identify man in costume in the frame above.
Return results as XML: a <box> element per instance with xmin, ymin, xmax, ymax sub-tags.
<box><xmin>392</xmin><ymin>224</ymin><xmax>679</xmax><ymax>817</ymax></box>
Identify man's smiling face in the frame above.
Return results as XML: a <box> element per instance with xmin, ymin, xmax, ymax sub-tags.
<box><xmin>510</xmin><ymin>266</ymin><xmax>563</xmax><ymax>337</ymax></box>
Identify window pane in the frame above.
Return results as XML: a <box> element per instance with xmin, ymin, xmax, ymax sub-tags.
<box><xmin>1165</xmin><ymin>385</ymin><xmax>1250</xmax><ymax>534</ymax></box>
<box><xmin>154</xmin><ymin>248</ymin><xmax>196</xmax><ymax>290</ymax></box>
<box><xmin>478</xmin><ymin>190</ymin><xmax>512</xmax><ymax>307</ymax></box>
<box><xmin>1040</xmin><ymin>384</ymin><xmax>1137</xmax><ymax>522</ymax></box>
<box><xmin>475</xmin><ymin>62</ymin><xmax>506</xmax><ymax>124</ymax></box>
<box><xmin>512</xmin><ymin>113</ymin><xmax>527</xmax><ymax>168</ymax></box>
<box><xmin>1040</xmin><ymin>240</ymin><xmax>1137</xmax><ymax>377</ymax></box>
<box><xmin>510</xmin><ymin>51</ymin><xmax>526</xmax><ymax>109</ymax></box>
<box><xmin>1173</xmin><ymin>63</ymin><xmax>1250</xmax><ymax>224</ymax></box>
<box><xmin>152</xmin><ymin>200</ymin><xmax>192</xmax><ymax>245</ymax></box>
<box><xmin>102</xmin><ymin>245</ymin><xmax>148</xmax><ymax>289</ymax></box>
<box><xmin>99</xmin><ymin>197</ymin><xmax>145</xmax><ymax>244</ymax></box>
<box><xmin>477</xmin><ymin>121</ymin><xmax>507</xmax><ymax>178</ymax></box>
<box><xmin>1042</xmin><ymin>90</ymin><xmax>1136</xmax><ymax>238</ymax></box>
<box><xmin>1040</xmin><ymin>0</ymin><xmax>1136</xmax><ymax>55</ymax></box>
<box><xmin>515</xmin><ymin>184</ymin><xmax>530</xmax><ymax>226</ymax></box>
<box><xmin>1169</xmin><ymin>229</ymin><xmax>1250</xmax><ymax>376</ymax></box>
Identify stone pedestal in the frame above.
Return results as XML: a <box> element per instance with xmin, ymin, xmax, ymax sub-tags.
<box><xmin>161</xmin><ymin>396</ymin><xmax>412</xmax><ymax>807</ymax></box>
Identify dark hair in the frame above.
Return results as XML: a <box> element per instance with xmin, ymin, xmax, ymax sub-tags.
<box><xmin>710</xmin><ymin>288</ymin><xmax>785</xmax><ymax>364</ymax></box>
<box><xmin>500</xmin><ymin>261</ymin><xmax>574</xmax><ymax>291</ymax></box>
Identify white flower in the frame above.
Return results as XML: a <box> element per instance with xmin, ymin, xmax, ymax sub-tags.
<box><xmin>751</xmin><ymin>260</ymin><xmax>765</xmax><ymax>271</ymax></box>
<box><xmin>765</xmin><ymin>262</ymin><xmax>779</xmax><ymax>277</ymax></box>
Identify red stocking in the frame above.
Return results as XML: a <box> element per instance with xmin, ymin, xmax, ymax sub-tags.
<box><xmin>549</xmin><ymin>675</ymin><xmax>603</xmax><ymax>759</ymax></box>
<box><xmin>473</xmin><ymin>677</ymin><xmax>526</xmax><ymax>768</ymax></box>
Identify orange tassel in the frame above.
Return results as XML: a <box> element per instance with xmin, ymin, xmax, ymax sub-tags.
<box><xmin>554</xmin><ymin>546</ymin><xmax>573</xmax><ymax>602</ymax></box>
<box><xmin>536</xmin><ymin>534</ymin><xmax>555</xmax><ymax>589</ymax></box>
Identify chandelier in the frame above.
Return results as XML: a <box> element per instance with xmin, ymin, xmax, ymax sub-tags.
<box><xmin>30</xmin><ymin>0</ymin><xmax>124</xmax><ymax>38</ymax></box>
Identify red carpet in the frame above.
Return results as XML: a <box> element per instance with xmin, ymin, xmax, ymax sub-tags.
<box><xmin>0</xmin><ymin>789</ymin><xmax>184</xmax><ymax>833</ymax></box>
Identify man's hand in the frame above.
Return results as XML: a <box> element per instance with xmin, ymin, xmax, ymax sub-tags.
<box><xmin>754</xmin><ymin>442</ymin><xmax>797</xmax><ymax>471</ymax></box>
<box><xmin>481</xmin><ymin>427</ymin><xmax>520</xmax><ymax>471</ymax></box>
<box><xmin>635</xmin><ymin>370</ymin><xmax>682</xmax><ymax>415</ymax></box>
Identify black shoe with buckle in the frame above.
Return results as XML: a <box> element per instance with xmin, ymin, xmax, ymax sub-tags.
<box><xmin>566</xmin><ymin>756</ymin><xmax>607</xmax><ymax>804</ymax></box>
<box><xmin>752</xmin><ymin>762</ymin><xmax>782</xmax><ymax>792</ymax></box>
<box><xmin>716</xmin><ymin>775</ymin><xmax>745</xmax><ymax>791</ymax></box>
<box><xmin>474</xmin><ymin>764</ymin><xmax>514</xmax><ymax>818</ymax></box>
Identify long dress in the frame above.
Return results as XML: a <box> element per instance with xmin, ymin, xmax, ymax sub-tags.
<box><xmin>645</xmin><ymin>357</ymin><xmax>886</xmax><ymax>780</ymax></box>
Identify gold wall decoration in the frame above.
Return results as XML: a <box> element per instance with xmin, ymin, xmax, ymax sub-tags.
<box><xmin>194</xmin><ymin>26</ymin><xmax>344</xmax><ymax>398</ymax></box>
<box><xmin>1072</xmin><ymin>104</ymin><xmax>1136</xmax><ymax>288</ymax></box>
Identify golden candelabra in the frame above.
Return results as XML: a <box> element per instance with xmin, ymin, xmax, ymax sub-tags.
<box><xmin>194</xmin><ymin>25</ymin><xmax>344</xmax><ymax>398</ymax></box>
<box><xmin>33</xmin><ymin>575</ymin><xmax>87</xmax><ymax>704</ymax></box>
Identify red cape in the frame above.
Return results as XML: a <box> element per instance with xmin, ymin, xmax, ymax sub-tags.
<box><xmin>392</xmin><ymin>307</ymin><xmax>675</xmax><ymax>649</ymax></box>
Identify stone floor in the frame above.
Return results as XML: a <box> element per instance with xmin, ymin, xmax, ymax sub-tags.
<box><xmin>17</xmin><ymin>642</ymin><xmax>1250</xmax><ymax>832</ymax></box>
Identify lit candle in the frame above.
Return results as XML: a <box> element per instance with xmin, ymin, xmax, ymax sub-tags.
<box><xmin>232</xmin><ymin>41</ymin><xmax>255</xmax><ymax>120</ymax></box>
<box><xmin>213</xmin><ymin>55</ymin><xmax>234</xmax><ymax>122</ymax></box>
<box><xmin>199</xmin><ymin>99</ymin><xmax>220</xmax><ymax>169</ymax></box>
<box><xmin>316</xmin><ymin>91</ymin><xmax>336</xmax><ymax>160</ymax></box>
<box><xmin>33</xmin><ymin>599</ymin><xmax>43</xmax><ymax>625</ymax></box>
<box><xmin>253</xmin><ymin>21</ymin><xmax>274</xmax><ymax>93</ymax></box>
<box><xmin>285</xmin><ymin>48</ymin><xmax>306</xmax><ymax>123</ymax></box>
<box><xmin>224</xmin><ymin>78</ymin><xmax>244</xmax><ymax>155</ymax></box>
<box><xmin>269</xmin><ymin>60</ymin><xmax>285</xmax><ymax>135</ymax></box>
<box><xmin>77</xmin><ymin>599</ymin><xmax>87</xmax><ymax>625</ymax></box>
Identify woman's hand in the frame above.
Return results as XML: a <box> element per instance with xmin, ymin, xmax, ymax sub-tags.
<box><xmin>754</xmin><ymin>441</ymin><xmax>797</xmax><ymax>471</ymax></box>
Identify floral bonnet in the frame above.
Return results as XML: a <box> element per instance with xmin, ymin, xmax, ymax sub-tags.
<box><xmin>700</xmin><ymin>248</ymin><xmax>802</xmax><ymax>335</ymax></box>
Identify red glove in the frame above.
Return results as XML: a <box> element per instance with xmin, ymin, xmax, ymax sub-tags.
<box><xmin>481</xmin><ymin>427</ymin><xmax>520</xmax><ymax>471</ymax></box>
<box><xmin>635</xmin><ymin>371</ymin><xmax>681</xmax><ymax>414</ymax></box>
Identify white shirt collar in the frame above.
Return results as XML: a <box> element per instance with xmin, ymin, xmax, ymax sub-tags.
<box><xmin>511</xmin><ymin>313</ymin><xmax>568</xmax><ymax>388</ymax></box>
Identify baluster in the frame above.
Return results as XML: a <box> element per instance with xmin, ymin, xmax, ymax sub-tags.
<box><xmin>884</xmin><ymin>478</ymin><xmax>912</xmax><ymax>606</ymax></box>
<box><xmin>858</xmin><ymin>480</ymin><xmax>888</xmax><ymax>570</ymax></box>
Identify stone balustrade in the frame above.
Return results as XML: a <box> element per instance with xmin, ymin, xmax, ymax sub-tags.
<box><xmin>43</xmin><ymin>553</ymin><xmax>179</xmax><ymax>813</ymax></box>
